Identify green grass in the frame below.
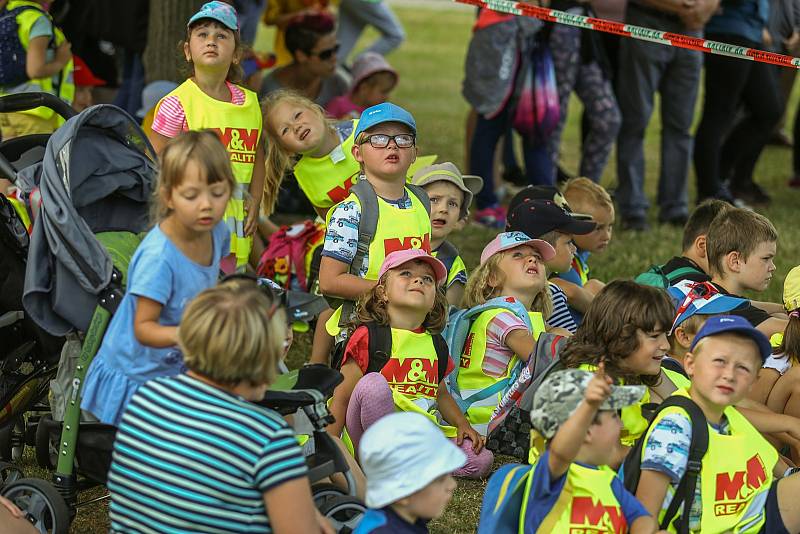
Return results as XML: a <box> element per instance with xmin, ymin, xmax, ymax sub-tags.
<box><xmin>29</xmin><ymin>3</ymin><xmax>800</xmax><ymax>532</ymax></box>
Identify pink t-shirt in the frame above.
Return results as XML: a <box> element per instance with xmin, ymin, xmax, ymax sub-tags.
<box><xmin>325</xmin><ymin>94</ymin><xmax>363</xmax><ymax>120</ymax></box>
<box><xmin>151</xmin><ymin>81</ymin><xmax>247</xmax><ymax>138</ymax></box>
<box><xmin>482</xmin><ymin>311</ymin><xmax>528</xmax><ymax>377</ymax></box>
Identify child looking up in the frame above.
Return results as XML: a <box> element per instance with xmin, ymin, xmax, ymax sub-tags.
<box><xmin>458</xmin><ymin>232</ymin><xmax>556</xmax><ymax>435</ymax></box>
<box><xmin>108</xmin><ymin>283</ymin><xmax>333</xmax><ymax>534</ymax></box>
<box><xmin>411</xmin><ymin>162</ymin><xmax>483</xmax><ymax>307</ymax></box>
<box><xmin>148</xmin><ymin>1</ymin><xmax>265</xmax><ymax>273</ymax></box>
<box><xmin>355</xmin><ymin>412</ymin><xmax>465</xmax><ymax>534</ymax></box>
<box><xmin>326</xmin><ymin>52</ymin><xmax>398</xmax><ymax>119</ymax></box>
<box><xmin>558</xmin><ymin>177</ymin><xmax>615</xmax><ymax>324</ymax></box>
<box><xmin>522</xmin><ymin>367</ymin><xmax>658</xmax><ymax>533</ymax></box>
<box><xmin>80</xmin><ymin>131</ymin><xmax>234</xmax><ymax>426</ymax></box>
<box><xmin>328</xmin><ymin>249</ymin><xmax>492</xmax><ymax>478</ymax></box>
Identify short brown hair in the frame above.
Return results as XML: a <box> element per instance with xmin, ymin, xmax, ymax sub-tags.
<box><xmin>681</xmin><ymin>199</ymin><xmax>731</xmax><ymax>252</ymax></box>
<box><xmin>179</xmin><ymin>284</ymin><xmax>286</xmax><ymax>386</ymax></box>
<box><xmin>706</xmin><ymin>208</ymin><xmax>778</xmax><ymax>277</ymax></box>
<box><xmin>562</xmin><ymin>177</ymin><xmax>613</xmax><ymax>212</ymax></box>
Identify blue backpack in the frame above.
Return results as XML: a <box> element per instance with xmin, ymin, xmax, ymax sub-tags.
<box><xmin>0</xmin><ymin>4</ymin><xmax>50</xmax><ymax>87</ymax></box>
<box><xmin>478</xmin><ymin>463</ymin><xmax>532</xmax><ymax>534</ymax></box>
<box><xmin>442</xmin><ymin>297</ymin><xmax>533</xmax><ymax>413</ymax></box>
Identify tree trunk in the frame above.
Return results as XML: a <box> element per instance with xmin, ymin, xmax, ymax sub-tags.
<box><xmin>143</xmin><ymin>0</ymin><xmax>205</xmax><ymax>83</ymax></box>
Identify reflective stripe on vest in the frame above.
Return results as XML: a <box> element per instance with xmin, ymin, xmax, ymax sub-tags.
<box><xmin>663</xmin><ymin>367</ymin><xmax>691</xmax><ymax>390</ymax></box>
<box><xmin>572</xmin><ymin>254</ymin><xmax>589</xmax><ymax>285</ymax></box>
<box><xmin>5</xmin><ymin>1</ymin><xmax>74</xmax><ymax>120</ymax></box>
<box><xmin>382</xmin><ymin>328</ymin><xmax>457</xmax><ymax>437</ymax></box>
<box><xmin>294</xmin><ymin>120</ymin><xmax>360</xmax><ymax>211</ymax></box>
<box><xmin>646</xmin><ymin>388</ymin><xmax>777</xmax><ymax>533</ymax></box>
<box><xmin>520</xmin><ymin>460</ymin><xmax>628</xmax><ymax>534</ymax></box>
<box><xmin>457</xmin><ymin>309</ymin><xmax>546</xmax><ymax>435</ymax></box>
<box><xmin>168</xmin><ymin>79</ymin><xmax>262</xmax><ymax>270</ymax></box>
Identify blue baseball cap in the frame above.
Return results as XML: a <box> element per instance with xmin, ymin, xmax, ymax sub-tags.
<box><xmin>188</xmin><ymin>1</ymin><xmax>239</xmax><ymax>31</ymax></box>
<box><xmin>689</xmin><ymin>315</ymin><xmax>771</xmax><ymax>362</ymax></box>
<box><xmin>354</xmin><ymin>102</ymin><xmax>416</xmax><ymax>139</ymax></box>
<box><xmin>668</xmin><ymin>280</ymin><xmax>748</xmax><ymax>333</ymax></box>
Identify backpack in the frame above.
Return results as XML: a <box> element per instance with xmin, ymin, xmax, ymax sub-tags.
<box><xmin>634</xmin><ymin>264</ymin><xmax>701</xmax><ymax>289</ymax></box>
<box><xmin>256</xmin><ymin>220</ymin><xmax>324</xmax><ymax>292</ymax></box>
<box><xmin>335</xmin><ymin>178</ymin><xmax>431</xmax><ymax>327</ymax></box>
<box><xmin>622</xmin><ymin>395</ymin><xmax>709</xmax><ymax>534</ymax></box>
<box><xmin>478</xmin><ymin>463</ymin><xmax>532</xmax><ymax>534</ymax></box>
<box><xmin>0</xmin><ymin>4</ymin><xmax>51</xmax><ymax>87</ymax></box>
<box><xmin>331</xmin><ymin>322</ymin><xmax>450</xmax><ymax>384</ymax></box>
<box><xmin>433</xmin><ymin>240</ymin><xmax>459</xmax><ymax>281</ymax></box>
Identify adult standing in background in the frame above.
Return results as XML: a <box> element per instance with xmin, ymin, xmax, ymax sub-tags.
<box><xmin>336</xmin><ymin>0</ymin><xmax>405</xmax><ymax>65</ymax></box>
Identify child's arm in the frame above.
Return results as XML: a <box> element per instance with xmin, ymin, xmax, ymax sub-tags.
<box><xmin>636</xmin><ymin>469</ymin><xmax>672</xmax><ymax>519</ymax></box>
<box><xmin>264</xmin><ymin>478</ymin><xmax>334</xmax><ymax>534</ymax></box>
<box><xmin>245</xmin><ymin>143</ymin><xmax>266</xmax><ymax>236</ymax></box>
<box><xmin>25</xmin><ymin>36</ymin><xmax>71</xmax><ymax>80</ymax></box>
<box><xmin>756</xmin><ymin>317</ymin><xmax>789</xmax><ymax>338</ymax></box>
<box><xmin>318</xmin><ymin>256</ymin><xmax>377</xmax><ymax>300</ymax></box>
<box><xmin>445</xmin><ymin>283</ymin><xmax>465</xmax><ymax>308</ymax></box>
<box><xmin>133</xmin><ymin>296</ymin><xmax>178</xmax><ymax>347</ymax></box>
<box><xmin>752</xmin><ymin>300</ymin><xmax>787</xmax><ymax>316</ymax></box>
<box><xmin>583</xmin><ymin>278</ymin><xmax>606</xmax><ymax>296</ymax></box>
<box><xmin>327</xmin><ymin>360</ymin><xmax>364</xmax><ymax>438</ymax></box>
<box><xmin>437</xmin><ymin>387</ymin><xmax>485</xmax><ymax>452</ymax></box>
<box><xmin>505</xmin><ymin>329</ymin><xmax>535</xmax><ymax>363</ymax></box>
<box><xmin>147</xmin><ymin>130</ymin><xmax>171</xmax><ymax>156</ymax></box>
<box><xmin>551</xmin><ymin>278</ymin><xmax>595</xmax><ymax>313</ymax></box>
<box><xmin>547</xmin><ymin>364</ymin><xmax>612</xmax><ymax>479</ymax></box>
<box><xmin>629</xmin><ymin>515</ymin><xmax>661</xmax><ymax>534</ymax></box>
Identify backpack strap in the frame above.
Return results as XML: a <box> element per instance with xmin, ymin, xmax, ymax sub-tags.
<box><xmin>434</xmin><ymin>240</ymin><xmax>459</xmax><ymax>278</ymax></box>
<box><xmin>365</xmin><ymin>322</ymin><xmax>392</xmax><ymax>374</ymax></box>
<box><xmin>432</xmin><ymin>332</ymin><xmax>450</xmax><ymax>383</ymax></box>
<box><xmin>666</xmin><ymin>265</ymin><xmax>704</xmax><ymax>285</ymax></box>
<box><xmin>406</xmin><ymin>182</ymin><xmax>431</xmax><ymax>215</ymax></box>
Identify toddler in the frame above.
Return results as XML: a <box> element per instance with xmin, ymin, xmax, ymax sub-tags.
<box><xmin>326</xmin><ymin>52</ymin><xmax>398</xmax><ymax>119</ymax></box>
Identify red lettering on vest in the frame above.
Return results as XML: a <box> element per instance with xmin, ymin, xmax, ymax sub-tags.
<box><xmin>463</xmin><ymin>333</ymin><xmax>475</xmax><ymax>358</ymax></box>
<box><xmin>326</xmin><ymin>173</ymin><xmax>359</xmax><ymax>203</ymax></box>
<box><xmin>570</xmin><ymin>496</ymin><xmax>626</xmax><ymax>534</ymax></box>
<box><xmin>381</xmin><ymin>358</ymin><xmax>438</xmax><ymax>388</ymax></box>
<box><xmin>212</xmin><ymin>127</ymin><xmax>258</xmax><ymax>162</ymax></box>
<box><xmin>714</xmin><ymin>454</ymin><xmax>768</xmax><ymax>515</ymax></box>
<box><xmin>383</xmin><ymin>234</ymin><xmax>431</xmax><ymax>256</ymax></box>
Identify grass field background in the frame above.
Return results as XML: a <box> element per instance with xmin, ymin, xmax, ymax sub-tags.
<box><xmin>22</xmin><ymin>3</ymin><xmax>800</xmax><ymax>531</ymax></box>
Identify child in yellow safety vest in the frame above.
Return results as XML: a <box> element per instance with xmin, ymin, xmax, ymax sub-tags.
<box><xmin>148</xmin><ymin>1</ymin><xmax>265</xmax><ymax>273</ymax></box>
<box><xmin>521</xmin><ymin>366</ymin><xmax>660</xmax><ymax>534</ymax></box>
<box><xmin>327</xmin><ymin>249</ymin><xmax>493</xmax><ymax>478</ymax></box>
<box><xmin>457</xmin><ymin>232</ymin><xmax>556</xmax><ymax>435</ymax></box>
<box><xmin>635</xmin><ymin>315</ymin><xmax>800</xmax><ymax>534</ymax></box>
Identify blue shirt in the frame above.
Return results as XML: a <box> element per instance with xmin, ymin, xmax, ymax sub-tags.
<box><xmin>80</xmin><ymin>221</ymin><xmax>229</xmax><ymax>426</ymax></box>
<box><xmin>108</xmin><ymin>374</ymin><xmax>308</xmax><ymax>533</ymax></box>
<box><xmin>705</xmin><ymin>0</ymin><xmax>770</xmax><ymax>44</ymax></box>
<box><xmin>354</xmin><ymin>507</ymin><xmax>429</xmax><ymax>534</ymax></box>
<box><xmin>524</xmin><ymin>450</ymin><xmax>649</xmax><ymax>533</ymax></box>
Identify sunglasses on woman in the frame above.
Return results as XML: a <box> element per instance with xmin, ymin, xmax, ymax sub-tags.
<box><xmin>312</xmin><ymin>43</ymin><xmax>340</xmax><ymax>61</ymax></box>
<box><xmin>359</xmin><ymin>133</ymin><xmax>416</xmax><ymax>149</ymax></box>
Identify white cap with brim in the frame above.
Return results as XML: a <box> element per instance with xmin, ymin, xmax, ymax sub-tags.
<box><xmin>360</xmin><ymin>412</ymin><xmax>466</xmax><ymax>509</ymax></box>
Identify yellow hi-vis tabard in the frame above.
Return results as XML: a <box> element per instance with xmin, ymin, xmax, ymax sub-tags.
<box><xmin>168</xmin><ymin>79</ymin><xmax>262</xmax><ymax>271</ymax></box>
<box><xmin>644</xmin><ymin>388</ymin><xmax>777</xmax><ymax>533</ymax></box>
<box><xmin>456</xmin><ymin>308</ymin><xmax>546</xmax><ymax>435</ymax></box>
<box><xmin>520</xmin><ymin>460</ymin><xmax>629</xmax><ymax>534</ymax></box>
<box><xmin>5</xmin><ymin>1</ymin><xmax>75</xmax><ymax>120</ymax></box>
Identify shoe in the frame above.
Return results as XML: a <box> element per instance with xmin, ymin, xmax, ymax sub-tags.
<box><xmin>659</xmin><ymin>213</ymin><xmax>688</xmax><ymax>227</ymax></box>
<box><xmin>621</xmin><ymin>216</ymin><xmax>649</xmax><ymax>232</ymax></box>
<box><xmin>474</xmin><ymin>205</ymin><xmax>507</xmax><ymax>229</ymax></box>
<box><xmin>731</xmin><ymin>183</ymin><xmax>771</xmax><ymax>207</ymax></box>
<box><xmin>501</xmin><ymin>165</ymin><xmax>526</xmax><ymax>187</ymax></box>
<box><xmin>769</xmin><ymin>130</ymin><xmax>793</xmax><ymax>148</ymax></box>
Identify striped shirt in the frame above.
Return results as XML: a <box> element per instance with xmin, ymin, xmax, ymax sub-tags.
<box><xmin>151</xmin><ymin>81</ymin><xmax>247</xmax><ymax>137</ymax></box>
<box><xmin>108</xmin><ymin>374</ymin><xmax>308</xmax><ymax>533</ymax></box>
<box><xmin>483</xmin><ymin>311</ymin><xmax>529</xmax><ymax>377</ymax></box>
<box><xmin>547</xmin><ymin>282</ymin><xmax>577</xmax><ymax>333</ymax></box>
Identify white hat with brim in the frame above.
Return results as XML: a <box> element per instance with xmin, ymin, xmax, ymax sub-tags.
<box><xmin>360</xmin><ymin>412</ymin><xmax>466</xmax><ymax>509</ymax></box>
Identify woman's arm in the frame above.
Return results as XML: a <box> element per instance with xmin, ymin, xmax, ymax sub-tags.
<box><xmin>264</xmin><ymin>478</ymin><xmax>334</xmax><ymax>534</ymax></box>
<box><xmin>327</xmin><ymin>361</ymin><xmax>363</xmax><ymax>438</ymax></box>
<box><xmin>133</xmin><ymin>296</ymin><xmax>178</xmax><ymax>348</ymax></box>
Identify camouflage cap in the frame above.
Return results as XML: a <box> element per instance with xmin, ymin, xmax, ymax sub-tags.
<box><xmin>529</xmin><ymin>369</ymin><xmax>646</xmax><ymax>439</ymax></box>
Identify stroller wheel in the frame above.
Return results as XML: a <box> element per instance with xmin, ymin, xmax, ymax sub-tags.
<box><xmin>318</xmin><ymin>495</ymin><xmax>366</xmax><ymax>533</ymax></box>
<box><xmin>34</xmin><ymin>415</ymin><xmax>58</xmax><ymax>470</ymax></box>
<box><xmin>311</xmin><ymin>482</ymin><xmax>348</xmax><ymax>507</ymax></box>
<box><xmin>0</xmin><ymin>461</ymin><xmax>24</xmax><ymax>488</ymax></box>
<box><xmin>1</xmin><ymin>477</ymin><xmax>70</xmax><ymax>534</ymax></box>
<box><xmin>0</xmin><ymin>417</ymin><xmax>26</xmax><ymax>461</ymax></box>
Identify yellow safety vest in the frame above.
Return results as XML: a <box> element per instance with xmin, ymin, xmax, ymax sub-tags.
<box><xmin>457</xmin><ymin>308</ymin><xmax>546</xmax><ymax>435</ymax></box>
<box><xmin>572</xmin><ymin>253</ymin><xmax>590</xmax><ymax>285</ymax></box>
<box><xmin>646</xmin><ymin>388</ymin><xmax>777</xmax><ymax>533</ymax></box>
<box><xmin>294</xmin><ymin>120</ymin><xmax>361</xmax><ymax>211</ymax></box>
<box><xmin>381</xmin><ymin>328</ymin><xmax>457</xmax><ymax>437</ymax></box>
<box><xmin>432</xmin><ymin>250</ymin><xmax>467</xmax><ymax>289</ymax></box>
<box><xmin>5</xmin><ymin>1</ymin><xmax>74</xmax><ymax>121</ymax></box>
<box><xmin>520</xmin><ymin>460</ymin><xmax>629</xmax><ymax>534</ymax></box>
<box><xmin>324</xmin><ymin>186</ymin><xmax>432</xmax><ymax>335</ymax></box>
<box><xmin>662</xmin><ymin>367</ymin><xmax>691</xmax><ymax>390</ymax></box>
<box><xmin>166</xmin><ymin>79</ymin><xmax>262</xmax><ymax>271</ymax></box>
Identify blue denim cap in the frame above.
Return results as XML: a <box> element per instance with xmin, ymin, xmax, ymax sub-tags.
<box><xmin>354</xmin><ymin>102</ymin><xmax>416</xmax><ymax>139</ymax></box>
<box><xmin>689</xmin><ymin>314</ymin><xmax>771</xmax><ymax>362</ymax></box>
<box><xmin>188</xmin><ymin>1</ymin><xmax>239</xmax><ymax>31</ymax></box>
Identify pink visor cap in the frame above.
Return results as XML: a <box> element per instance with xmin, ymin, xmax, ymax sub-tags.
<box><xmin>480</xmin><ymin>231</ymin><xmax>556</xmax><ymax>265</ymax></box>
<box><xmin>378</xmin><ymin>249</ymin><xmax>448</xmax><ymax>286</ymax></box>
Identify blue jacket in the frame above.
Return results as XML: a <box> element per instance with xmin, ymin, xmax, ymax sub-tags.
<box><xmin>705</xmin><ymin>0</ymin><xmax>770</xmax><ymax>44</ymax></box>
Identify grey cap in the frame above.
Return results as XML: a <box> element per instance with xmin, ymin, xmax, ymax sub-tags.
<box><xmin>411</xmin><ymin>162</ymin><xmax>483</xmax><ymax>218</ymax></box>
<box><xmin>529</xmin><ymin>369</ymin><xmax>646</xmax><ymax>439</ymax></box>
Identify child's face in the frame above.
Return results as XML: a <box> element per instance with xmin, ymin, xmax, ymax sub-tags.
<box><xmin>355</xmin><ymin>72</ymin><xmax>397</xmax><ymax>108</ymax></box>
<box><xmin>736</xmin><ymin>240</ymin><xmax>777</xmax><ymax>292</ymax></box>
<box><xmin>269</xmin><ymin>101</ymin><xmax>325</xmax><ymax>155</ymax></box>
<box><xmin>353</xmin><ymin>122</ymin><xmax>416</xmax><ymax>182</ymax></box>
<box><xmin>72</xmin><ymin>86</ymin><xmax>93</xmax><ymax>113</ymax></box>
<box><xmin>165</xmin><ymin>159</ymin><xmax>231</xmax><ymax>232</ymax></box>
<box><xmin>587</xmin><ymin>410</ymin><xmax>623</xmax><ymax>463</ymax></box>
<box><xmin>545</xmin><ymin>232</ymin><xmax>576</xmax><ymax>274</ymax></box>
<box><xmin>401</xmin><ymin>474</ymin><xmax>457</xmax><ymax>521</ymax></box>
<box><xmin>573</xmin><ymin>205</ymin><xmax>614</xmax><ymax>254</ymax></box>
<box><xmin>426</xmin><ymin>181</ymin><xmax>465</xmax><ymax>243</ymax></box>
<box><xmin>185</xmin><ymin>21</ymin><xmax>237</xmax><ymax>72</ymax></box>
<box><xmin>684</xmin><ymin>334</ymin><xmax>760</xmax><ymax>409</ymax></box>
<box><xmin>496</xmin><ymin>245</ymin><xmax>547</xmax><ymax>294</ymax></box>
<box><xmin>384</xmin><ymin>260</ymin><xmax>437</xmax><ymax>313</ymax></box>
<box><xmin>621</xmin><ymin>328</ymin><xmax>670</xmax><ymax>378</ymax></box>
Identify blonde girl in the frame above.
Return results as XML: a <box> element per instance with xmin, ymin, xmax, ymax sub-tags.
<box><xmin>262</xmin><ymin>90</ymin><xmax>360</xmax><ymax>219</ymax></box>
<box><xmin>81</xmin><ymin>130</ymin><xmax>234</xmax><ymax>426</ymax></box>
<box><xmin>328</xmin><ymin>249</ymin><xmax>493</xmax><ymax>478</ymax></box>
<box><xmin>148</xmin><ymin>1</ymin><xmax>265</xmax><ymax>273</ymax></box>
<box><xmin>454</xmin><ymin>232</ymin><xmax>555</xmax><ymax>436</ymax></box>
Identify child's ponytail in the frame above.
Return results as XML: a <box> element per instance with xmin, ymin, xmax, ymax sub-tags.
<box><xmin>778</xmin><ymin>311</ymin><xmax>800</xmax><ymax>365</ymax></box>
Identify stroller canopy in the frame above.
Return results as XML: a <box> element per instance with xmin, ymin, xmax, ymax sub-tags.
<box><xmin>21</xmin><ymin>105</ymin><xmax>157</xmax><ymax>336</ymax></box>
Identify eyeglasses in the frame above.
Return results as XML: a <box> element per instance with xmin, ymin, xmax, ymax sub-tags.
<box><xmin>359</xmin><ymin>133</ymin><xmax>416</xmax><ymax>149</ymax></box>
<box><xmin>312</xmin><ymin>43</ymin><xmax>340</xmax><ymax>61</ymax></box>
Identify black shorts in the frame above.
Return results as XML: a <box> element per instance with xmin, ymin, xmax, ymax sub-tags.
<box><xmin>760</xmin><ymin>481</ymin><xmax>790</xmax><ymax>534</ymax></box>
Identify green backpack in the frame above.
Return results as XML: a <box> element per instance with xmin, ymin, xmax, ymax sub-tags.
<box><xmin>634</xmin><ymin>264</ymin><xmax>701</xmax><ymax>289</ymax></box>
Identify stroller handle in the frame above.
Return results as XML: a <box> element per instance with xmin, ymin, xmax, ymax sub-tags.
<box><xmin>0</xmin><ymin>92</ymin><xmax>76</xmax><ymax>120</ymax></box>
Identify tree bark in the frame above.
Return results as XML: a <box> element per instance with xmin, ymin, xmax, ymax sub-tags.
<box><xmin>143</xmin><ymin>0</ymin><xmax>205</xmax><ymax>83</ymax></box>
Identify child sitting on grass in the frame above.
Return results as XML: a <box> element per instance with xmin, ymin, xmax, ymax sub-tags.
<box><xmin>326</xmin><ymin>52</ymin><xmax>398</xmax><ymax>120</ymax></box>
<box><xmin>354</xmin><ymin>412</ymin><xmax>466</xmax><ymax>534</ymax></box>
<box><xmin>411</xmin><ymin>162</ymin><xmax>483</xmax><ymax>307</ymax></box>
<box><xmin>107</xmin><ymin>283</ymin><xmax>333</xmax><ymax>534</ymax></box>
<box><xmin>557</xmin><ymin>177</ymin><xmax>615</xmax><ymax>324</ymax></box>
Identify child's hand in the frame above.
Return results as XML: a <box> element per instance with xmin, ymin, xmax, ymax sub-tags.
<box><xmin>244</xmin><ymin>196</ymin><xmax>260</xmax><ymax>237</ymax></box>
<box><xmin>584</xmin><ymin>361</ymin><xmax>612</xmax><ymax>408</ymax></box>
<box><xmin>0</xmin><ymin>496</ymin><xmax>24</xmax><ymax>519</ymax></box>
<box><xmin>455</xmin><ymin>423</ymin><xmax>485</xmax><ymax>453</ymax></box>
<box><xmin>55</xmin><ymin>41</ymin><xmax>72</xmax><ymax>65</ymax></box>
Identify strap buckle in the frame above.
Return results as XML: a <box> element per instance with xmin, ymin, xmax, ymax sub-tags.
<box><xmin>686</xmin><ymin>459</ymin><xmax>702</xmax><ymax>474</ymax></box>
